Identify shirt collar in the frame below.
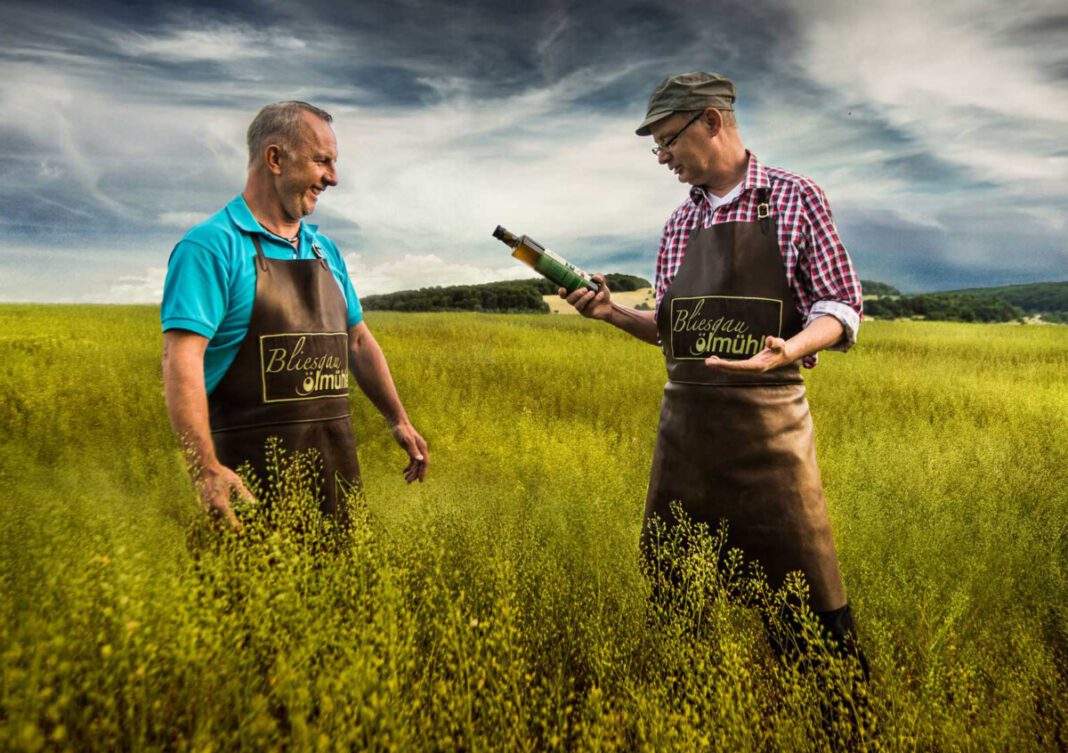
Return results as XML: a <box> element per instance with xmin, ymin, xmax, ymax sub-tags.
<box><xmin>225</xmin><ymin>194</ymin><xmax>319</xmax><ymax>238</ymax></box>
<box><xmin>688</xmin><ymin>150</ymin><xmax>770</xmax><ymax>207</ymax></box>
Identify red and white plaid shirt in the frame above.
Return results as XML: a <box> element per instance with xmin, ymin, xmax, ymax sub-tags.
<box><xmin>654</xmin><ymin>152</ymin><xmax>863</xmax><ymax>368</ymax></box>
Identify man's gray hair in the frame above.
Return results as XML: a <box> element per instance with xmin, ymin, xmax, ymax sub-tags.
<box><xmin>246</xmin><ymin>101</ymin><xmax>333</xmax><ymax>167</ymax></box>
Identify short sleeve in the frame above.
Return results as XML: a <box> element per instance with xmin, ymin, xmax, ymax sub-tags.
<box><xmin>161</xmin><ymin>239</ymin><xmax>229</xmax><ymax>338</ymax></box>
<box><xmin>320</xmin><ymin>239</ymin><xmax>362</xmax><ymax>328</ymax></box>
<box><xmin>342</xmin><ymin>271</ymin><xmax>363</xmax><ymax>328</ymax></box>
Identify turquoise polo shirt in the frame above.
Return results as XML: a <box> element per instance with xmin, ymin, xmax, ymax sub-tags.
<box><xmin>161</xmin><ymin>195</ymin><xmax>363</xmax><ymax>395</ymax></box>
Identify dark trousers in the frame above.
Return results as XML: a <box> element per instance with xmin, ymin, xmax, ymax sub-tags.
<box><xmin>764</xmin><ymin>601</ymin><xmax>870</xmax><ymax>677</ymax></box>
<box><xmin>642</xmin><ymin>542</ymin><xmax>874</xmax><ymax>748</ymax></box>
<box><xmin>763</xmin><ymin>601</ymin><xmax>873</xmax><ymax>748</ymax></box>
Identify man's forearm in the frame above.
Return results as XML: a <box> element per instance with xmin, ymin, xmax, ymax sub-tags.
<box><xmin>348</xmin><ymin>329</ymin><xmax>409</xmax><ymax>426</ymax></box>
<box><xmin>162</xmin><ymin>340</ymin><xmax>218</xmax><ymax>472</ymax></box>
<box><xmin>606</xmin><ymin>303</ymin><xmax>660</xmax><ymax>345</ymax></box>
<box><xmin>784</xmin><ymin>315</ymin><xmax>845</xmax><ymax>362</ymax></box>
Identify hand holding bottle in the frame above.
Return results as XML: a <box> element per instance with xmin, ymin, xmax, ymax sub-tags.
<box><xmin>562</xmin><ymin>274</ymin><xmax>613</xmax><ymax>320</ymax></box>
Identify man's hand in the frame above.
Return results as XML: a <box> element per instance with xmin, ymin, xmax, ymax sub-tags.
<box><xmin>561</xmin><ymin>274</ymin><xmax>612</xmax><ymax>320</ymax></box>
<box><xmin>195</xmin><ymin>463</ymin><xmax>256</xmax><ymax>531</ymax></box>
<box><xmin>391</xmin><ymin>420</ymin><xmax>429</xmax><ymax>483</ymax></box>
<box><xmin>348</xmin><ymin>322</ymin><xmax>430</xmax><ymax>484</ymax></box>
<box><xmin>705</xmin><ymin>335</ymin><xmax>794</xmax><ymax>373</ymax></box>
<box><xmin>164</xmin><ymin>330</ymin><xmax>250</xmax><ymax>530</ymax></box>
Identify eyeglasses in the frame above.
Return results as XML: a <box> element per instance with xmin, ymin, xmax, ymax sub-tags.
<box><xmin>651</xmin><ymin>111</ymin><xmax>704</xmax><ymax>156</ymax></box>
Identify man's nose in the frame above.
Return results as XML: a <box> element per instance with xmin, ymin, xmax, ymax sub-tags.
<box><xmin>657</xmin><ymin>150</ymin><xmax>671</xmax><ymax>166</ymax></box>
<box><xmin>324</xmin><ymin>167</ymin><xmax>338</xmax><ymax>187</ymax></box>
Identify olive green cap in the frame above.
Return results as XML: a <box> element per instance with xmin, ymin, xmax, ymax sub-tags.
<box><xmin>635</xmin><ymin>71</ymin><xmax>736</xmax><ymax>136</ymax></box>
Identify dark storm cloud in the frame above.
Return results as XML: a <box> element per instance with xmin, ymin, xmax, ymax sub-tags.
<box><xmin>1007</xmin><ymin>11</ymin><xmax>1068</xmax><ymax>43</ymax></box>
<box><xmin>838</xmin><ymin>208</ymin><xmax>1067</xmax><ymax>293</ymax></box>
<box><xmin>3</xmin><ymin>0</ymin><xmax>803</xmax><ymax>109</ymax></box>
<box><xmin>571</xmin><ymin>233</ymin><xmax>659</xmax><ymax>278</ymax></box>
<box><xmin>879</xmin><ymin>152</ymin><xmax>995</xmax><ymax>191</ymax></box>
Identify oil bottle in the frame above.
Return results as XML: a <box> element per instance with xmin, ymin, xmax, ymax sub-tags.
<box><xmin>492</xmin><ymin>225</ymin><xmax>599</xmax><ymax>294</ymax></box>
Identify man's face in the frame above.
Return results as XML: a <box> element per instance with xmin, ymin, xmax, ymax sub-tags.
<box><xmin>650</xmin><ymin>110</ymin><xmax>716</xmax><ymax>186</ymax></box>
<box><xmin>275</xmin><ymin>112</ymin><xmax>339</xmax><ymax>221</ymax></box>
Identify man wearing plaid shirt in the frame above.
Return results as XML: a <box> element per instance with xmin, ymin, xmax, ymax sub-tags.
<box><xmin>562</xmin><ymin>73</ymin><xmax>868</xmax><ymax>682</ymax></box>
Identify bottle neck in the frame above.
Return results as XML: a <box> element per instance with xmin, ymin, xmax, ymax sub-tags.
<box><xmin>493</xmin><ymin>225</ymin><xmax>519</xmax><ymax>246</ymax></box>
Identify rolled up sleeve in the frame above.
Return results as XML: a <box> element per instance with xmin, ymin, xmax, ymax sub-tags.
<box><xmin>807</xmin><ymin>299</ymin><xmax>861</xmax><ymax>351</ymax></box>
<box><xmin>798</xmin><ymin>183</ymin><xmax>863</xmax><ymax>352</ymax></box>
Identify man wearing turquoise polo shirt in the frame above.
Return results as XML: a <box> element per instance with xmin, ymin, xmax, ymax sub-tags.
<box><xmin>162</xmin><ymin>101</ymin><xmax>428</xmax><ymax>530</ymax></box>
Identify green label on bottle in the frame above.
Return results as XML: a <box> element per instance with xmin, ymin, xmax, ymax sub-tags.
<box><xmin>535</xmin><ymin>249</ymin><xmax>596</xmax><ymax>293</ymax></box>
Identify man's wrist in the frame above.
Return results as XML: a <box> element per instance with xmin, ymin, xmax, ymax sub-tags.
<box><xmin>176</xmin><ymin>436</ymin><xmax>218</xmax><ymax>477</ymax></box>
<box><xmin>191</xmin><ymin>458</ymin><xmax>224</xmax><ymax>482</ymax></box>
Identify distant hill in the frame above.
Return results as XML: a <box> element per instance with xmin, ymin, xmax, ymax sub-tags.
<box><xmin>363</xmin><ymin>275</ymin><xmax>1065</xmax><ymax>323</ymax></box>
<box><xmin>362</xmin><ymin>274</ymin><xmax>652</xmax><ymax>313</ymax></box>
<box><xmin>517</xmin><ymin>273</ymin><xmax>652</xmax><ymax>295</ymax></box>
<box><xmin>938</xmin><ymin>282</ymin><xmax>1068</xmax><ymax>321</ymax></box>
<box><xmin>861</xmin><ymin>281</ymin><xmax>1068</xmax><ymax>324</ymax></box>
<box><xmin>362</xmin><ymin>281</ymin><xmax>549</xmax><ymax>313</ymax></box>
<box><xmin>545</xmin><ymin>286</ymin><xmax>655</xmax><ymax>315</ymax></box>
<box><xmin>864</xmin><ymin>294</ymin><xmax>1026</xmax><ymax>323</ymax></box>
<box><xmin>860</xmin><ymin>280</ymin><xmax>901</xmax><ymax>297</ymax></box>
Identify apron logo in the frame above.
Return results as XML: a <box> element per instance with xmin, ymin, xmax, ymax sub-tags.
<box><xmin>259</xmin><ymin>333</ymin><xmax>350</xmax><ymax>403</ymax></box>
<box><xmin>670</xmin><ymin>296</ymin><xmax>783</xmax><ymax>360</ymax></box>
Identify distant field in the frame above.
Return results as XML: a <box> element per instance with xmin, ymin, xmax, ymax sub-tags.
<box><xmin>0</xmin><ymin>307</ymin><xmax>1065</xmax><ymax>751</ymax></box>
<box><xmin>544</xmin><ymin>286</ymin><xmax>656</xmax><ymax>314</ymax></box>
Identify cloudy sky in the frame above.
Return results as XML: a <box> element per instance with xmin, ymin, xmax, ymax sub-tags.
<box><xmin>2</xmin><ymin>0</ymin><xmax>1066</xmax><ymax>302</ymax></box>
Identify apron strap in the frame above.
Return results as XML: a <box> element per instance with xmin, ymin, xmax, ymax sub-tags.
<box><xmin>310</xmin><ymin>242</ymin><xmax>329</xmax><ymax>271</ymax></box>
<box><xmin>755</xmin><ymin>187</ymin><xmax>772</xmax><ymax>234</ymax></box>
<box><xmin>250</xmin><ymin>234</ymin><xmax>269</xmax><ymax>272</ymax></box>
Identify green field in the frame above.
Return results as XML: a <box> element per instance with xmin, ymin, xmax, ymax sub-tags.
<box><xmin>1</xmin><ymin>307</ymin><xmax>1066</xmax><ymax>751</ymax></box>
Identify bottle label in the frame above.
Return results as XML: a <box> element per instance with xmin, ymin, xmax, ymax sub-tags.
<box><xmin>535</xmin><ymin>248</ymin><xmax>596</xmax><ymax>293</ymax></box>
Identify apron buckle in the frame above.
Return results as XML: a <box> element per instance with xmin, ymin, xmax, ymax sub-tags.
<box><xmin>757</xmin><ymin>202</ymin><xmax>770</xmax><ymax>220</ymax></box>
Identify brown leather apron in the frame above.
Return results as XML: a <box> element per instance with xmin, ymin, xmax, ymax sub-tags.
<box><xmin>644</xmin><ymin>189</ymin><xmax>846</xmax><ymax>612</ymax></box>
<box><xmin>208</xmin><ymin>234</ymin><xmax>361</xmax><ymax>521</ymax></box>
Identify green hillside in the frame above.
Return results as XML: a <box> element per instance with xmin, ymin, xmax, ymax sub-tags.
<box><xmin>363</xmin><ymin>274</ymin><xmax>652</xmax><ymax>313</ymax></box>
<box><xmin>863</xmin><ymin>280</ymin><xmax>1068</xmax><ymax>324</ymax></box>
<box><xmin>940</xmin><ymin>281</ymin><xmax>1068</xmax><ymax>321</ymax></box>
<box><xmin>860</xmin><ymin>280</ymin><xmax>901</xmax><ymax>297</ymax></box>
<box><xmin>362</xmin><ymin>281</ymin><xmax>550</xmax><ymax>313</ymax></box>
<box><xmin>361</xmin><ymin>275</ymin><xmax>1066</xmax><ymax>323</ymax></box>
<box><xmin>863</xmin><ymin>294</ymin><xmax>1024</xmax><ymax>323</ymax></box>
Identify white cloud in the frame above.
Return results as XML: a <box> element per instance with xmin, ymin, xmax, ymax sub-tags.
<box><xmin>158</xmin><ymin>211</ymin><xmax>211</xmax><ymax>228</ymax></box>
<box><xmin>113</xmin><ymin>26</ymin><xmax>306</xmax><ymax>63</ymax></box>
<box><xmin>318</xmin><ymin>68</ymin><xmax>676</xmax><ymax>283</ymax></box>
<box><xmin>104</xmin><ymin>267</ymin><xmax>167</xmax><ymax>304</ymax></box>
<box><xmin>795</xmin><ymin>0</ymin><xmax>1068</xmax><ymax>202</ymax></box>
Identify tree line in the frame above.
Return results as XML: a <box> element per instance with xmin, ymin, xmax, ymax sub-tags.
<box><xmin>863</xmin><ymin>294</ymin><xmax>1025</xmax><ymax>323</ymax></box>
<box><xmin>861</xmin><ymin>280</ymin><xmax>1067</xmax><ymax>323</ymax></box>
<box><xmin>363</xmin><ymin>275</ymin><xmax>1065</xmax><ymax>323</ymax></box>
<box><xmin>362</xmin><ymin>274</ymin><xmax>652</xmax><ymax>313</ymax></box>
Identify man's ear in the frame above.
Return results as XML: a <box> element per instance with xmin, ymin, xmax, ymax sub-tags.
<box><xmin>264</xmin><ymin>144</ymin><xmax>285</xmax><ymax>175</ymax></box>
<box><xmin>702</xmin><ymin>107</ymin><xmax>722</xmax><ymax>137</ymax></box>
